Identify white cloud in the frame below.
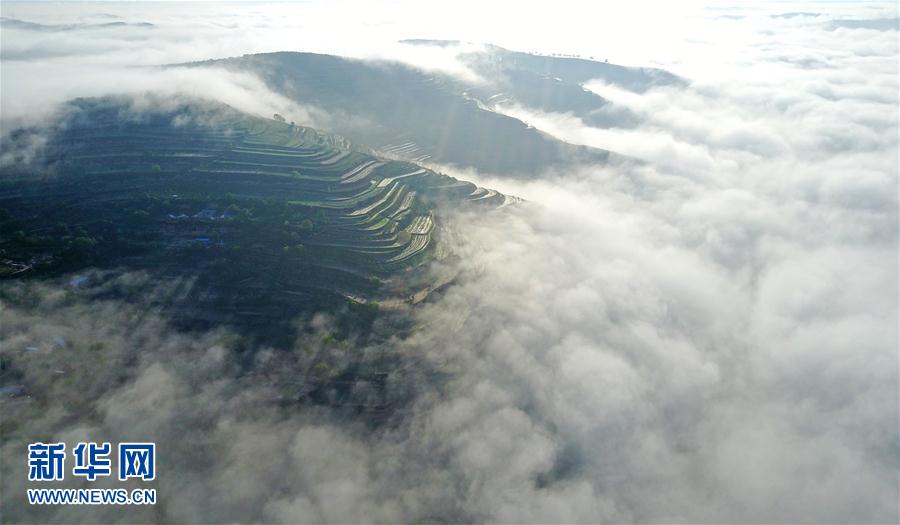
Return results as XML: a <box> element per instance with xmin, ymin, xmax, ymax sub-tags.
<box><xmin>0</xmin><ymin>1</ymin><xmax>897</xmax><ymax>522</ymax></box>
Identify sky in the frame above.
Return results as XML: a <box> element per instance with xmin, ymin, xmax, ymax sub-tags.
<box><xmin>0</xmin><ymin>1</ymin><xmax>898</xmax><ymax>523</ymax></box>
<box><xmin>1</xmin><ymin>0</ymin><xmax>898</xmax><ymax>125</ymax></box>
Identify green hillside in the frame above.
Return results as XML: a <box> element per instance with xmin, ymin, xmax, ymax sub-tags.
<box><xmin>193</xmin><ymin>51</ymin><xmax>619</xmax><ymax>175</ymax></box>
<box><xmin>0</xmin><ymin>98</ymin><xmax>513</xmax><ymax>343</ymax></box>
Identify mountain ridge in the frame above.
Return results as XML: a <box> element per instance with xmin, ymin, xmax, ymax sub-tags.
<box><xmin>182</xmin><ymin>44</ymin><xmax>678</xmax><ymax>175</ymax></box>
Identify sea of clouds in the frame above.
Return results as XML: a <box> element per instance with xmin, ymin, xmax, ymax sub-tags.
<box><xmin>0</xmin><ymin>1</ymin><xmax>897</xmax><ymax>523</ymax></box>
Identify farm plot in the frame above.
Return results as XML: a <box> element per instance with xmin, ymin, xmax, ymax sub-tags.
<box><xmin>1</xmin><ymin>99</ymin><xmax>516</xmax><ymax>334</ymax></box>
<box><xmin>387</xmin><ymin>233</ymin><xmax>430</xmax><ymax>263</ymax></box>
<box><xmin>404</xmin><ymin>214</ymin><xmax>434</xmax><ymax>235</ymax></box>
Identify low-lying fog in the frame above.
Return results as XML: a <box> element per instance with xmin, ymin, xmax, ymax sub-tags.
<box><xmin>1</xmin><ymin>1</ymin><xmax>897</xmax><ymax>522</ymax></box>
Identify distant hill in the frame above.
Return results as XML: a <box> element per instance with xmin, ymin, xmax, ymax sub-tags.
<box><xmin>192</xmin><ymin>45</ymin><xmax>682</xmax><ymax>175</ymax></box>
<box><xmin>0</xmin><ymin>17</ymin><xmax>156</xmax><ymax>32</ymax></box>
<box><xmin>443</xmin><ymin>40</ymin><xmax>683</xmax><ymax>127</ymax></box>
<box><xmin>403</xmin><ymin>39</ymin><xmax>682</xmax><ymax>92</ymax></box>
<box><xmin>0</xmin><ymin>98</ymin><xmax>510</xmax><ymax>343</ymax></box>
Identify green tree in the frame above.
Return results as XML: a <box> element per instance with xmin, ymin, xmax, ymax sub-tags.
<box><xmin>73</xmin><ymin>236</ymin><xmax>96</xmax><ymax>250</ymax></box>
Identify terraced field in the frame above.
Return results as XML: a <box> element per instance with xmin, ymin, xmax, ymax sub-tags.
<box><xmin>0</xmin><ymin>99</ymin><xmax>513</xmax><ymax>342</ymax></box>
